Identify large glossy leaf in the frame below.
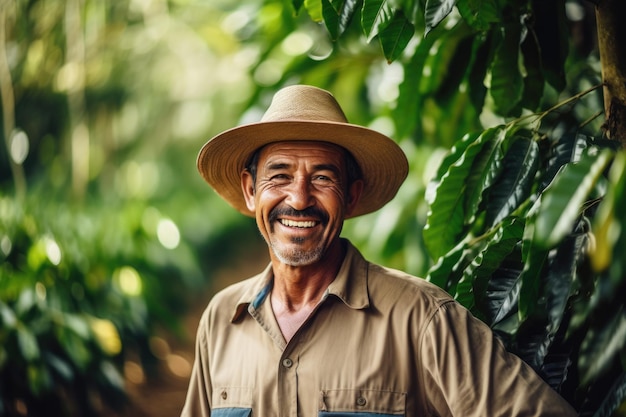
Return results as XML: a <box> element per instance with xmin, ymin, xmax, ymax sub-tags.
<box><xmin>472</xmin><ymin>219</ymin><xmax>525</xmax><ymax>325</ymax></box>
<box><xmin>426</xmin><ymin>236</ymin><xmax>481</xmax><ymax>293</ymax></box>
<box><xmin>322</xmin><ymin>0</ymin><xmax>360</xmax><ymax>39</ymax></box>
<box><xmin>539</xmin><ymin>133</ymin><xmax>589</xmax><ymax>193</ymax></box>
<box><xmin>393</xmin><ymin>24</ymin><xmax>444</xmax><ymax>139</ymax></box>
<box><xmin>590</xmin><ymin>150</ymin><xmax>626</xmax><ymax>274</ymax></box>
<box><xmin>423</xmin><ymin>126</ymin><xmax>502</xmax><ymax>259</ymax></box>
<box><xmin>534</xmin><ymin>147</ymin><xmax>613</xmax><ymax>250</ymax></box>
<box><xmin>430</xmin><ymin>131</ymin><xmax>481</xmax><ymax>182</ymax></box>
<box><xmin>424</xmin><ymin>0</ymin><xmax>457</xmax><ymax>35</ymax></box>
<box><xmin>456</xmin><ymin>0</ymin><xmax>499</xmax><ymax>31</ymax></box>
<box><xmin>520</xmin><ymin>147</ymin><xmax>614</xmax><ymax>320</ymax></box>
<box><xmin>362</xmin><ymin>0</ymin><xmax>395</xmax><ymax>41</ymax></box>
<box><xmin>463</xmin><ymin>126</ymin><xmax>506</xmax><ymax>225</ymax></box>
<box><xmin>467</xmin><ymin>31</ymin><xmax>492</xmax><ymax>112</ymax></box>
<box><xmin>516</xmin><ymin>222</ymin><xmax>587</xmax><ymax>370</ymax></box>
<box><xmin>377</xmin><ymin>10</ymin><xmax>415</xmax><ymax>62</ymax></box>
<box><xmin>489</xmin><ymin>20</ymin><xmax>523</xmax><ymax>116</ymax></box>
<box><xmin>456</xmin><ymin>218</ymin><xmax>524</xmax><ymax>314</ymax></box>
<box><xmin>419</xmin><ymin>21</ymin><xmax>473</xmax><ymax>97</ymax></box>
<box><xmin>425</xmin><ymin>240</ymin><xmax>466</xmax><ymax>289</ymax></box>
<box><xmin>484</xmin><ymin>135</ymin><xmax>539</xmax><ymax>228</ymax></box>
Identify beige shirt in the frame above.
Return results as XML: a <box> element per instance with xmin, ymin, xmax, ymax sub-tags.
<box><xmin>181</xmin><ymin>240</ymin><xmax>577</xmax><ymax>417</ymax></box>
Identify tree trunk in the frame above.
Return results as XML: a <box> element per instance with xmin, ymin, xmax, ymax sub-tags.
<box><xmin>596</xmin><ymin>0</ymin><xmax>626</xmax><ymax>144</ymax></box>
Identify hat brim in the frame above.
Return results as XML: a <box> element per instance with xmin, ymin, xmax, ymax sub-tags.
<box><xmin>197</xmin><ymin>120</ymin><xmax>408</xmax><ymax>218</ymax></box>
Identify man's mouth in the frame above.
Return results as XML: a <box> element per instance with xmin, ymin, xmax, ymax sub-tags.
<box><xmin>279</xmin><ymin>219</ymin><xmax>317</xmax><ymax>228</ymax></box>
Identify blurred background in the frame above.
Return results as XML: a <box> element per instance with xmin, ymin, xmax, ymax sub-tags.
<box><xmin>1</xmin><ymin>0</ymin><xmax>623</xmax><ymax>416</ymax></box>
<box><xmin>0</xmin><ymin>1</ymin><xmax>423</xmax><ymax>415</ymax></box>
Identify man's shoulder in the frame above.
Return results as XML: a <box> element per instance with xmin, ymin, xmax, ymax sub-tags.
<box><xmin>366</xmin><ymin>262</ymin><xmax>454</xmax><ymax>307</ymax></box>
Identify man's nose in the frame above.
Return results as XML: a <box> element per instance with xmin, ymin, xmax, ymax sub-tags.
<box><xmin>285</xmin><ymin>178</ymin><xmax>314</xmax><ymax>210</ymax></box>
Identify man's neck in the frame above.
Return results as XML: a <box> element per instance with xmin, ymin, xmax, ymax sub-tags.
<box><xmin>269</xmin><ymin>239</ymin><xmax>346</xmax><ymax>342</ymax></box>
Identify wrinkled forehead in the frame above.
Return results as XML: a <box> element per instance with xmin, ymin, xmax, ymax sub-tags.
<box><xmin>253</xmin><ymin>140</ymin><xmax>349</xmax><ymax>166</ymax></box>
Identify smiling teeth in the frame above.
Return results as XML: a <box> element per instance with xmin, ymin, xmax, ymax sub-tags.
<box><xmin>280</xmin><ymin>219</ymin><xmax>316</xmax><ymax>228</ymax></box>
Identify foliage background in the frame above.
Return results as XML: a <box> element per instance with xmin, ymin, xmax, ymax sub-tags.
<box><xmin>1</xmin><ymin>0</ymin><xmax>624</xmax><ymax>416</ymax></box>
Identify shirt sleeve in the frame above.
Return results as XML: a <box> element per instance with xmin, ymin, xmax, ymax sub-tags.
<box><xmin>181</xmin><ymin>310</ymin><xmax>212</xmax><ymax>417</ymax></box>
<box><xmin>419</xmin><ymin>301</ymin><xmax>577</xmax><ymax>417</ymax></box>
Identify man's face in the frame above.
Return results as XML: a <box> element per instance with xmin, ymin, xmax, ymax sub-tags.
<box><xmin>242</xmin><ymin>141</ymin><xmax>362</xmax><ymax>267</ymax></box>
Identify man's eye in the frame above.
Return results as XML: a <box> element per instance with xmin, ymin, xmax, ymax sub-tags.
<box><xmin>313</xmin><ymin>175</ymin><xmax>333</xmax><ymax>182</ymax></box>
<box><xmin>270</xmin><ymin>174</ymin><xmax>290</xmax><ymax>182</ymax></box>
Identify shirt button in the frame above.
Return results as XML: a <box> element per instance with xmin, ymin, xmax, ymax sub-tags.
<box><xmin>221</xmin><ymin>391</ymin><xmax>227</xmax><ymax>400</ymax></box>
<box><xmin>356</xmin><ymin>396</ymin><xmax>367</xmax><ymax>406</ymax></box>
<box><xmin>282</xmin><ymin>358</ymin><xmax>293</xmax><ymax>368</ymax></box>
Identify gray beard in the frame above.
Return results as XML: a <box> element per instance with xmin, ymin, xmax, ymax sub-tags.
<box><xmin>269</xmin><ymin>240</ymin><xmax>324</xmax><ymax>266</ymax></box>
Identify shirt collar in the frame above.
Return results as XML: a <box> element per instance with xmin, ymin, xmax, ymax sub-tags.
<box><xmin>230</xmin><ymin>239</ymin><xmax>370</xmax><ymax>322</ymax></box>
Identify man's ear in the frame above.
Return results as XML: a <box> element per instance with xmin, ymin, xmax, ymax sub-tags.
<box><xmin>241</xmin><ymin>170</ymin><xmax>256</xmax><ymax>212</ymax></box>
<box><xmin>345</xmin><ymin>179</ymin><xmax>364</xmax><ymax>217</ymax></box>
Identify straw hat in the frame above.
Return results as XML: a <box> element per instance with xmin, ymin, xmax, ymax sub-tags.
<box><xmin>197</xmin><ymin>85</ymin><xmax>408</xmax><ymax>218</ymax></box>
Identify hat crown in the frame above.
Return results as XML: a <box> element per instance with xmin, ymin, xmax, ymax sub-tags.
<box><xmin>261</xmin><ymin>85</ymin><xmax>349</xmax><ymax>124</ymax></box>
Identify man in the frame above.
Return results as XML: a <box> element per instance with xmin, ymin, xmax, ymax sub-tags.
<box><xmin>182</xmin><ymin>85</ymin><xmax>577</xmax><ymax>416</ymax></box>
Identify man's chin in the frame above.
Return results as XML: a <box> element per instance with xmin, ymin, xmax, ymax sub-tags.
<box><xmin>271</xmin><ymin>245</ymin><xmax>323</xmax><ymax>267</ymax></box>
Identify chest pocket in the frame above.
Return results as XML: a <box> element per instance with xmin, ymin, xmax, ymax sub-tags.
<box><xmin>212</xmin><ymin>386</ymin><xmax>253</xmax><ymax>417</ymax></box>
<box><xmin>319</xmin><ymin>389</ymin><xmax>406</xmax><ymax>416</ymax></box>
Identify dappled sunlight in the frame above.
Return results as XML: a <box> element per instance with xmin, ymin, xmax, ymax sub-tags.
<box><xmin>157</xmin><ymin>218</ymin><xmax>181</xmax><ymax>250</ymax></box>
<box><xmin>114</xmin><ymin>266</ymin><xmax>143</xmax><ymax>297</ymax></box>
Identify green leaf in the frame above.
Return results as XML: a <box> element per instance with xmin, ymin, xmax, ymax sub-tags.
<box><xmin>424</xmin><ymin>0</ymin><xmax>458</xmax><ymax>35</ymax></box>
<box><xmin>420</xmin><ymin>20</ymin><xmax>473</xmax><ymax>97</ymax></box>
<box><xmin>470</xmin><ymin>218</ymin><xmax>525</xmax><ymax>325</ymax></box>
<box><xmin>539</xmin><ymin>133</ymin><xmax>589</xmax><ymax>192</ymax></box>
<box><xmin>590</xmin><ymin>149</ymin><xmax>626</xmax><ymax>274</ymax></box>
<box><xmin>484</xmin><ymin>135</ymin><xmax>539</xmax><ymax>228</ymax></box>
<box><xmin>362</xmin><ymin>0</ymin><xmax>395</xmax><ymax>42</ymax></box>
<box><xmin>467</xmin><ymin>31</ymin><xmax>492</xmax><ymax>111</ymax></box>
<box><xmin>322</xmin><ymin>0</ymin><xmax>340</xmax><ymax>38</ymax></box>
<box><xmin>489</xmin><ymin>21</ymin><xmax>523</xmax><ymax>116</ymax></box>
<box><xmin>393</xmin><ymin>29</ymin><xmax>438</xmax><ymax>138</ymax></box>
<box><xmin>17</xmin><ymin>325</ymin><xmax>40</xmax><ymax>361</ymax></box>
<box><xmin>322</xmin><ymin>0</ymin><xmax>360</xmax><ymax>39</ymax></box>
<box><xmin>579</xmin><ymin>308</ymin><xmax>626</xmax><ymax>385</ymax></box>
<box><xmin>0</xmin><ymin>301</ymin><xmax>17</xmax><ymax>328</ymax></box>
<box><xmin>485</xmin><ymin>256</ymin><xmax>522</xmax><ymax>326</ymax></box>
<box><xmin>27</xmin><ymin>363</ymin><xmax>51</xmax><ymax>396</ymax></box>
<box><xmin>377</xmin><ymin>10</ymin><xmax>415</xmax><ymax>62</ymax></box>
<box><xmin>463</xmin><ymin>126</ymin><xmax>506</xmax><ymax>225</ymax></box>
<box><xmin>426</xmin><ymin>238</ymin><xmax>471</xmax><ymax>291</ymax></box>
<box><xmin>519</xmin><ymin>147</ymin><xmax>613</xmax><ymax>320</ymax></box>
<box><xmin>304</xmin><ymin>0</ymin><xmax>324</xmax><ymax>21</ymax></box>
<box><xmin>58</xmin><ymin>329</ymin><xmax>92</xmax><ymax>370</ymax></box>
<box><xmin>519</xmin><ymin>23</ymin><xmax>544</xmax><ymax>112</ymax></box>
<box><xmin>292</xmin><ymin>0</ymin><xmax>305</xmax><ymax>13</ymax></box>
<box><xmin>534</xmin><ymin>147</ymin><xmax>613</xmax><ymax>250</ymax></box>
<box><xmin>423</xmin><ymin>126</ymin><xmax>503</xmax><ymax>259</ymax></box>
<box><xmin>456</xmin><ymin>0</ymin><xmax>500</xmax><ymax>31</ymax></box>
<box><xmin>516</xmin><ymin>224</ymin><xmax>587</xmax><ymax>371</ymax></box>
<box><xmin>43</xmin><ymin>352</ymin><xmax>74</xmax><ymax>381</ymax></box>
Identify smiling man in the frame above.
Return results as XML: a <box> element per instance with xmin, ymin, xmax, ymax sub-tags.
<box><xmin>181</xmin><ymin>85</ymin><xmax>577</xmax><ymax>417</ymax></box>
